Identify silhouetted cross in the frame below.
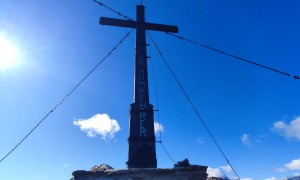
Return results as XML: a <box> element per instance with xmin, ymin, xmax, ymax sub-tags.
<box><xmin>100</xmin><ymin>4</ymin><xmax>178</xmax><ymax>169</ymax></box>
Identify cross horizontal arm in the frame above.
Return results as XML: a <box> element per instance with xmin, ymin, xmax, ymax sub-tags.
<box><xmin>100</xmin><ymin>17</ymin><xmax>136</xmax><ymax>29</ymax></box>
<box><xmin>145</xmin><ymin>22</ymin><xmax>178</xmax><ymax>33</ymax></box>
<box><xmin>100</xmin><ymin>17</ymin><xmax>178</xmax><ymax>33</ymax></box>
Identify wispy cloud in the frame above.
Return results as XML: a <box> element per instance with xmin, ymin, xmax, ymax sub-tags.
<box><xmin>275</xmin><ymin>167</ymin><xmax>286</xmax><ymax>173</ymax></box>
<box><xmin>241</xmin><ymin>133</ymin><xmax>268</xmax><ymax>146</ymax></box>
<box><xmin>294</xmin><ymin>173</ymin><xmax>300</xmax><ymax>176</ymax></box>
<box><xmin>241</xmin><ymin>133</ymin><xmax>252</xmax><ymax>146</ymax></box>
<box><xmin>73</xmin><ymin>114</ymin><xmax>120</xmax><ymax>140</ymax></box>
<box><xmin>272</xmin><ymin>116</ymin><xmax>300</xmax><ymax>140</ymax></box>
<box><xmin>197</xmin><ymin>137</ymin><xmax>205</xmax><ymax>144</ymax></box>
<box><xmin>154</xmin><ymin>122</ymin><xmax>164</xmax><ymax>135</ymax></box>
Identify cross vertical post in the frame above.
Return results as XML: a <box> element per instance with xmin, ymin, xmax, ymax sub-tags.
<box><xmin>100</xmin><ymin>4</ymin><xmax>178</xmax><ymax>168</ymax></box>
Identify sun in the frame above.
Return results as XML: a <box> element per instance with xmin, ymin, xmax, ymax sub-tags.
<box><xmin>0</xmin><ymin>34</ymin><xmax>20</xmax><ymax>68</ymax></box>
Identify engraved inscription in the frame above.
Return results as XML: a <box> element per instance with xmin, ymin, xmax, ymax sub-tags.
<box><xmin>138</xmin><ymin>56</ymin><xmax>147</xmax><ymax>137</ymax></box>
<box><xmin>140</xmin><ymin>112</ymin><xmax>147</xmax><ymax>137</ymax></box>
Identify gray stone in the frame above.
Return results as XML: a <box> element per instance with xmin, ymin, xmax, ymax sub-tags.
<box><xmin>90</xmin><ymin>164</ymin><xmax>114</xmax><ymax>172</ymax></box>
<box><xmin>71</xmin><ymin>166</ymin><xmax>208</xmax><ymax>180</ymax></box>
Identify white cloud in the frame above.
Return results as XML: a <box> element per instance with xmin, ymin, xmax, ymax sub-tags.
<box><xmin>73</xmin><ymin>114</ymin><xmax>120</xmax><ymax>140</ymax></box>
<box><xmin>272</xmin><ymin>116</ymin><xmax>300</xmax><ymax>140</ymax></box>
<box><xmin>220</xmin><ymin>165</ymin><xmax>232</xmax><ymax>173</ymax></box>
<box><xmin>285</xmin><ymin>158</ymin><xmax>300</xmax><ymax>170</ymax></box>
<box><xmin>154</xmin><ymin>122</ymin><xmax>164</xmax><ymax>135</ymax></box>
<box><xmin>241</xmin><ymin>133</ymin><xmax>268</xmax><ymax>146</ymax></box>
<box><xmin>207</xmin><ymin>167</ymin><xmax>224</xmax><ymax>178</ymax></box>
<box><xmin>241</xmin><ymin>133</ymin><xmax>252</xmax><ymax>146</ymax></box>
<box><xmin>264</xmin><ymin>177</ymin><xmax>278</xmax><ymax>180</ymax></box>
<box><xmin>208</xmin><ymin>165</ymin><xmax>250</xmax><ymax>180</ymax></box>
<box><xmin>276</xmin><ymin>158</ymin><xmax>300</xmax><ymax>173</ymax></box>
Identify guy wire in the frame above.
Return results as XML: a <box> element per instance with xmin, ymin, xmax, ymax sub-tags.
<box><xmin>149</xmin><ymin>38</ymin><xmax>177</xmax><ymax>164</ymax></box>
<box><xmin>0</xmin><ymin>29</ymin><xmax>134</xmax><ymax>164</ymax></box>
<box><xmin>166</xmin><ymin>32</ymin><xmax>299</xmax><ymax>80</ymax></box>
<box><xmin>147</xmin><ymin>31</ymin><xmax>241</xmax><ymax>179</ymax></box>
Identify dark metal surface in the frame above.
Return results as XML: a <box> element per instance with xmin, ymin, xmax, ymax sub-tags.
<box><xmin>100</xmin><ymin>5</ymin><xmax>178</xmax><ymax>169</ymax></box>
<box><xmin>100</xmin><ymin>17</ymin><xmax>136</xmax><ymax>28</ymax></box>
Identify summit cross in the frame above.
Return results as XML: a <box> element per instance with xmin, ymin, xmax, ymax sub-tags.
<box><xmin>100</xmin><ymin>4</ymin><xmax>178</xmax><ymax>168</ymax></box>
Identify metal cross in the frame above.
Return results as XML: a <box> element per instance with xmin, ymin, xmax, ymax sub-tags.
<box><xmin>100</xmin><ymin>4</ymin><xmax>178</xmax><ymax>168</ymax></box>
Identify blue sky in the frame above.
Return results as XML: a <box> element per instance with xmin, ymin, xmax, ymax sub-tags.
<box><xmin>1</xmin><ymin>0</ymin><xmax>300</xmax><ymax>179</ymax></box>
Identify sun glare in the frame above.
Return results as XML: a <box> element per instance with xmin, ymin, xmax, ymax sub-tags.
<box><xmin>0</xmin><ymin>34</ymin><xmax>20</xmax><ymax>69</ymax></box>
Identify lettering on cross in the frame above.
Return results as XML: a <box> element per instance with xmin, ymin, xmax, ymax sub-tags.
<box><xmin>138</xmin><ymin>56</ymin><xmax>147</xmax><ymax>137</ymax></box>
<box><xmin>140</xmin><ymin>111</ymin><xmax>147</xmax><ymax>137</ymax></box>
